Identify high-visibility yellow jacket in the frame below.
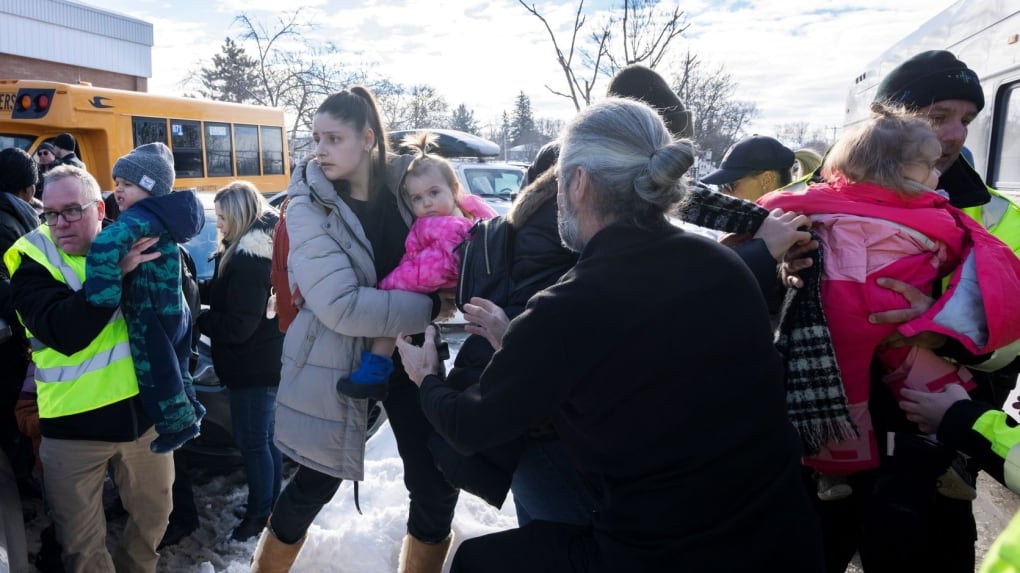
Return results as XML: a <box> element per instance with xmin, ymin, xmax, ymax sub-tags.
<box><xmin>4</xmin><ymin>226</ymin><xmax>138</xmax><ymax>418</ymax></box>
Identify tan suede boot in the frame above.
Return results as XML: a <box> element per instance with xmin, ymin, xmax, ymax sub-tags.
<box><xmin>397</xmin><ymin>533</ymin><xmax>453</xmax><ymax>573</ymax></box>
<box><xmin>250</xmin><ymin>524</ymin><xmax>306</xmax><ymax>573</ymax></box>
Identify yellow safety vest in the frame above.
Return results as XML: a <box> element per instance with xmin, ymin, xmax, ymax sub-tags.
<box><xmin>4</xmin><ymin>227</ymin><xmax>138</xmax><ymax>418</ymax></box>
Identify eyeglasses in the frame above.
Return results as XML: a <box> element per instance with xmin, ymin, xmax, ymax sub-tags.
<box><xmin>37</xmin><ymin>150</ymin><xmax>51</xmax><ymax>157</ymax></box>
<box><xmin>41</xmin><ymin>200</ymin><xmax>98</xmax><ymax>226</ymax></box>
<box><xmin>719</xmin><ymin>182</ymin><xmax>734</xmax><ymax>195</ymax></box>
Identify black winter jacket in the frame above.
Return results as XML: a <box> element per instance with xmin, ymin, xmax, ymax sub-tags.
<box><xmin>422</xmin><ymin>221</ymin><xmax>823</xmax><ymax>571</ymax></box>
<box><xmin>197</xmin><ymin>213</ymin><xmax>283</xmax><ymax>389</ymax></box>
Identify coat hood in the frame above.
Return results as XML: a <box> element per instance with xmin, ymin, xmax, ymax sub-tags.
<box><xmin>233</xmin><ymin>211</ymin><xmax>278</xmax><ymax>261</ymax></box>
<box><xmin>131</xmin><ymin>189</ymin><xmax>205</xmax><ymax>244</ymax></box>
<box><xmin>0</xmin><ymin>192</ymin><xmax>41</xmax><ymax>233</ymax></box>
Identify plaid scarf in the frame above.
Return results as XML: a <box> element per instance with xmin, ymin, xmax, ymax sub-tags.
<box><xmin>681</xmin><ymin>185</ymin><xmax>857</xmax><ymax>454</ymax></box>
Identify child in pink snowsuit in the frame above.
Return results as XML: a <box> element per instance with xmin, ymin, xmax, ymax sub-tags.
<box><xmin>759</xmin><ymin>105</ymin><xmax>1020</xmax><ymax>501</ymax></box>
<box><xmin>337</xmin><ymin>132</ymin><xmax>497</xmax><ymax>400</ymax></box>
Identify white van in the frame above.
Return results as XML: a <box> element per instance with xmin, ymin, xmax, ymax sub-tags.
<box><xmin>843</xmin><ymin>0</ymin><xmax>1020</xmax><ymax>199</ymax></box>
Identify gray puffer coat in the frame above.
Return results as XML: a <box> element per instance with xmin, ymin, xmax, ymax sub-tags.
<box><xmin>275</xmin><ymin>154</ymin><xmax>430</xmax><ymax>480</ymax></box>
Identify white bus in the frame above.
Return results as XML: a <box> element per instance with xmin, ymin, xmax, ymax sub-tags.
<box><xmin>844</xmin><ymin>0</ymin><xmax>1020</xmax><ymax>198</ymax></box>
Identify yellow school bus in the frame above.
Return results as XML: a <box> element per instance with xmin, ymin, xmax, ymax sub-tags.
<box><xmin>0</xmin><ymin>79</ymin><xmax>290</xmax><ymax>193</ymax></box>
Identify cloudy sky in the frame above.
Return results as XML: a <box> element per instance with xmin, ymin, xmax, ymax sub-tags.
<box><xmin>88</xmin><ymin>0</ymin><xmax>955</xmax><ymax>141</ymax></box>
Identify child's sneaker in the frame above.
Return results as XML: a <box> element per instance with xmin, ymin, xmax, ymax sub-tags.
<box><xmin>817</xmin><ymin>474</ymin><xmax>853</xmax><ymax>501</ymax></box>
<box><xmin>936</xmin><ymin>456</ymin><xmax>977</xmax><ymax>500</ymax></box>
<box><xmin>336</xmin><ymin>351</ymin><xmax>393</xmax><ymax>401</ymax></box>
<box><xmin>150</xmin><ymin>424</ymin><xmax>201</xmax><ymax>454</ymax></box>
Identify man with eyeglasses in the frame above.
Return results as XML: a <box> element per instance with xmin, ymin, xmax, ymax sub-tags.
<box><xmin>3</xmin><ymin>165</ymin><xmax>172</xmax><ymax>573</ymax></box>
<box><xmin>701</xmin><ymin>135</ymin><xmax>796</xmax><ymax>202</ymax></box>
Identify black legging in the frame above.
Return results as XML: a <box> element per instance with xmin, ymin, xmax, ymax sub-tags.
<box><xmin>270</xmin><ymin>366</ymin><xmax>459</xmax><ymax>545</ymax></box>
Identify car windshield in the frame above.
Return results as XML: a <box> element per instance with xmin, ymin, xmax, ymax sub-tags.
<box><xmin>462</xmin><ymin>167</ymin><xmax>524</xmax><ymax>197</ymax></box>
<box><xmin>185</xmin><ymin>207</ymin><xmax>219</xmax><ymax>280</ymax></box>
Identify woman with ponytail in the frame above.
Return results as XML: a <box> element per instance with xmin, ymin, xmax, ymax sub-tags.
<box><xmin>251</xmin><ymin>87</ymin><xmax>459</xmax><ymax>573</ymax></box>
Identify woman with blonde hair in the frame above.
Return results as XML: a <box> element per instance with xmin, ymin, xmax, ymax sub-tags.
<box><xmin>197</xmin><ymin>180</ymin><xmax>284</xmax><ymax>541</ymax></box>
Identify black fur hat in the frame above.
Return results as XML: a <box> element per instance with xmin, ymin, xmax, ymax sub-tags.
<box><xmin>607</xmin><ymin>64</ymin><xmax>694</xmax><ymax>139</ymax></box>
<box><xmin>874</xmin><ymin>50</ymin><xmax>984</xmax><ymax>112</ymax></box>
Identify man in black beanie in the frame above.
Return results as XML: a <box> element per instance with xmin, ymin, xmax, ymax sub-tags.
<box><xmin>805</xmin><ymin>50</ymin><xmax>1020</xmax><ymax>573</ymax></box>
<box><xmin>52</xmin><ymin>132</ymin><xmax>86</xmax><ymax>171</ymax></box>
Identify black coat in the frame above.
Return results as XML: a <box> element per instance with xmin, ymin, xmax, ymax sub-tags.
<box><xmin>422</xmin><ymin>221</ymin><xmax>823</xmax><ymax>571</ymax></box>
<box><xmin>197</xmin><ymin>213</ymin><xmax>283</xmax><ymax>389</ymax></box>
<box><xmin>0</xmin><ymin>193</ymin><xmax>40</xmax><ymax>449</ymax></box>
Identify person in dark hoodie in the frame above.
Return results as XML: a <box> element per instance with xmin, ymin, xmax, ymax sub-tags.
<box><xmin>5</xmin><ymin>165</ymin><xmax>173</xmax><ymax>572</ymax></box>
<box><xmin>397</xmin><ymin>98</ymin><xmax>824</xmax><ymax>573</ymax></box>
<box><xmin>197</xmin><ymin>180</ymin><xmax>284</xmax><ymax>541</ymax></box>
<box><xmin>0</xmin><ymin>147</ymin><xmax>41</xmax><ymax>494</ymax></box>
<box><xmin>83</xmin><ymin>142</ymin><xmax>206</xmax><ymax>454</ymax></box>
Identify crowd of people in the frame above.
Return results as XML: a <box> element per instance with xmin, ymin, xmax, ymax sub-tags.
<box><xmin>3</xmin><ymin>48</ymin><xmax>1020</xmax><ymax>573</ymax></box>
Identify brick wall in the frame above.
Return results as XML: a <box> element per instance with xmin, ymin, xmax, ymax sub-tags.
<box><xmin>0</xmin><ymin>54</ymin><xmax>146</xmax><ymax>91</ymax></box>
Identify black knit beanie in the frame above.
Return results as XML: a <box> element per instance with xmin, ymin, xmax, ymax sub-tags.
<box><xmin>607</xmin><ymin>64</ymin><xmax>694</xmax><ymax>139</ymax></box>
<box><xmin>54</xmin><ymin>132</ymin><xmax>76</xmax><ymax>152</ymax></box>
<box><xmin>874</xmin><ymin>50</ymin><xmax>984</xmax><ymax>112</ymax></box>
<box><xmin>0</xmin><ymin>147</ymin><xmax>39</xmax><ymax>194</ymax></box>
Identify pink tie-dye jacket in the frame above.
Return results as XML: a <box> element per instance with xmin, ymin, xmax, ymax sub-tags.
<box><xmin>379</xmin><ymin>193</ymin><xmax>497</xmax><ymax>293</ymax></box>
<box><xmin>761</xmin><ymin>180</ymin><xmax>1020</xmax><ymax>473</ymax></box>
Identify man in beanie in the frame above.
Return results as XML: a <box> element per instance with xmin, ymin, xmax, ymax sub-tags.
<box><xmin>606</xmin><ymin>64</ymin><xmax>694</xmax><ymax>139</ymax></box>
<box><xmin>802</xmin><ymin>50</ymin><xmax>1020</xmax><ymax>573</ymax></box>
<box><xmin>6</xmin><ymin>164</ymin><xmax>175</xmax><ymax>572</ymax></box>
<box><xmin>82</xmin><ymin>142</ymin><xmax>206</xmax><ymax>455</ymax></box>
<box><xmin>52</xmin><ymin>133</ymin><xmax>85</xmax><ymax>170</ymax></box>
<box><xmin>0</xmin><ymin>148</ymin><xmax>41</xmax><ymax>498</ymax></box>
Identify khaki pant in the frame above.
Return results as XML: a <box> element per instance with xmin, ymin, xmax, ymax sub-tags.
<box><xmin>40</xmin><ymin>428</ymin><xmax>173</xmax><ymax>573</ymax></box>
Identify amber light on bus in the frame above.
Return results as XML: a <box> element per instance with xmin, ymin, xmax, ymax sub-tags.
<box><xmin>12</xmin><ymin>88</ymin><xmax>55</xmax><ymax>119</ymax></box>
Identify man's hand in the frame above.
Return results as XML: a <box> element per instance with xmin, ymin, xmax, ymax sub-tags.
<box><xmin>899</xmin><ymin>384</ymin><xmax>970</xmax><ymax>434</ymax></box>
<box><xmin>869</xmin><ymin>278</ymin><xmax>946</xmax><ymax>349</ymax></box>
<box><xmin>463</xmin><ymin>297</ymin><xmax>510</xmax><ymax>351</ymax></box>
<box><xmin>119</xmin><ymin>237</ymin><xmax>160</xmax><ymax>276</ymax></box>
<box><xmin>754</xmin><ymin>208</ymin><xmax>813</xmax><ymax>261</ymax></box>
<box><xmin>396</xmin><ymin>324</ymin><xmax>440</xmax><ymax>386</ymax></box>
<box><xmin>780</xmin><ymin>239</ymin><xmax>820</xmax><ymax>288</ymax></box>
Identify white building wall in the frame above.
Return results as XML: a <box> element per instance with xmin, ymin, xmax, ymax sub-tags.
<box><xmin>0</xmin><ymin>0</ymin><xmax>152</xmax><ymax>78</ymax></box>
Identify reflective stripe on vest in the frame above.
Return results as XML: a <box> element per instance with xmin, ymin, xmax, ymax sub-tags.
<box><xmin>5</xmin><ymin>227</ymin><xmax>139</xmax><ymax>418</ymax></box>
<box><xmin>1006</xmin><ymin>443</ymin><xmax>1020</xmax><ymax>495</ymax></box>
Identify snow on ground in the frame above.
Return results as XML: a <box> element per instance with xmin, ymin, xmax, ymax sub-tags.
<box><xmin>151</xmin><ymin>419</ymin><xmax>518</xmax><ymax>572</ymax></box>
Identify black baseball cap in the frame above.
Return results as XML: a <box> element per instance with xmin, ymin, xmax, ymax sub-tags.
<box><xmin>701</xmin><ymin>135</ymin><xmax>795</xmax><ymax>185</ymax></box>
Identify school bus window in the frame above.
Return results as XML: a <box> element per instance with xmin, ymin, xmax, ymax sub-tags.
<box><xmin>205</xmin><ymin>122</ymin><xmax>233</xmax><ymax>178</ymax></box>
<box><xmin>235</xmin><ymin>124</ymin><xmax>260</xmax><ymax>176</ymax></box>
<box><xmin>990</xmin><ymin>83</ymin><xmax>1020</xmax><ymax>192</ymax></box>
<box><xmin>261</xmin><ymin>126</ymin><xmax>285</xmax><ymax>175</ymax></box>
<box><xmin>1</xmin><ymin>135</ymin><xmax>35</xmax><ymax>151</ymax></box>
<box><xmin>132</xmin><ymin>117</ymin><xmax>167</xmax><ymax>148</ymax></box>
<box><xmin>171</xmin><ymin>120</ymin><xmax>203</xmax><ymax>179</ymax></box>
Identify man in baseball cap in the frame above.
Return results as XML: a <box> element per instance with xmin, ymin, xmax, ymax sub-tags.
<box><xmin>701</xmin><ymin>135</ymin><xmax>795</xmax><ymax>202</ymax></box>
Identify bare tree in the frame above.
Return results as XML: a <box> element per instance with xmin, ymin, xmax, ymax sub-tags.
<box><xmin>231</xmin><ymin>10</ymin><xmax>356</xmax><ymax>154</ymax></box>
<box><xmin>596</xmin><ymin>0</ymin><xmax>690</xmax><ymax>73</ymax></box>
<box><xmin>672</xmin><ymin>53</ymin><xmax>758</xmax><ymax>163</ymax></box>
<box><xmin>373</xmin><ymin>83</ymin><xmax>450</xmax><ymax>131</ymax></box>
<box><xmin>519</xmin><ymin>0</ymin><xmax>688</xmax><ymax>110</ymax></box>
<box><xmin>775</xmin><ymin>122</ymin><xmax>811</xmax><ymax>147</ymax></box>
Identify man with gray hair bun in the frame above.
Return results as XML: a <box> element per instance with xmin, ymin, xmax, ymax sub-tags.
<box><xmin>397</xmin><ymin>98</ymin><xmax>824</xmax><ymax>572</ymax></box>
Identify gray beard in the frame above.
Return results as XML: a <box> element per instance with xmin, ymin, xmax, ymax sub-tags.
<box><xmin>557</xmin><ymin>194</ymin><xmax>583</xmax><ymax>252</ymax></box>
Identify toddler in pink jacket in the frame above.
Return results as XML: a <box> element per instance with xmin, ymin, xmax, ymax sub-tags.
<box><xmin>337</xmin><ymin>132</ymin><xmax>497</xmax><ymax>400</ymax></box>
<box><xmin>760</xmin><ymin>105</ymin><xmax>1020</xmax><ymax>502</ymax></box>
